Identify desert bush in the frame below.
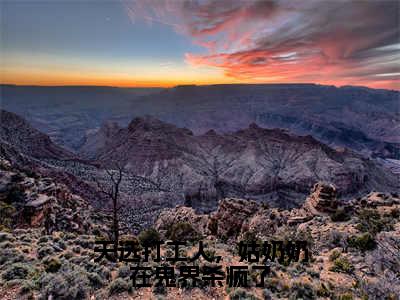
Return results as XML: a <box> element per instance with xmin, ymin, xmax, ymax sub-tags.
<box><xmin>138</xmin><ymin>228</ymin><xmax>161</xmax><ymax>247</ymax></box>
<box><xmin>263</xmin><ymin>289</ymin><xmax>272</xmax><ymax>300</ymax></box>
<box><xmin>2</xmin><ymin>262</ymin><xmax>31</xmax><ymax>281</ymax></box>
<box><xmin>328</xmin><ymin>230</ymin><xmax>348</xmax><ymax>249</ymax></box>
<box><xmin>329</xmin><ymin>250</ymin><xmax>341</xmax><ymax>261</ymax></box>
<box><xmin>152</xmin><ymin>282</ymin><xmax>167</xmax><ymax>295</ymax></box>
<box><xmin>0</xmin><ymin>231</ymin><xmax>14</xmax><ymax>243</ymax></box>
<box><xmin>330</xmin><ymin>257</ymin><xmax>354</xmax><ymax>274</ymax></box>
<box><xmin>64</xmin><ymin>232</ymin><xmax>77</xmax><ymax>240</ymax></box>
<box><xmin>0</xmin><ymin>241</ymin><xmax>13</xmax><ymax>249</ymax></box>
<box><xmin>72</xmin><ymin>245</ymin><xmax>81</xmax><ymax>253</ymax></box>
<box><xmin>289</xmin><ymin>281</ymin><xmax>316</xmax><ymax>300</ymax></box>
<box><xmin>117</xmin><ymin>265</ymin><xmax>131</xmax><ymax>278</ymax></box>
<box><xmin>108</xmin><ymin>278</ymin><xmax>130</xmax><ymax>295</ymax></box>
<box><xmin>55</xmin><ymin>240</ymin><xmax>67</xmax><ymax>250</ymax></box>
<box><xmin>60</xmin><ymin>250</ymin><xmax>73</xmax><ymax>260</ymax></box>
<box><xmin>347</xmin><ymin>233</ymin><xmax>376</xmax><ymax>252</ymax></box>
<box><xmin>19</xmin><ymin>279</ymin><xmax>37</xmax><ymax>295</ymax></box>
<box><xmin>0</xmin><ymin>224</ymin><xmax>11</xmax><ymax>232</ymax></box>
<box><xmin>389</xmin><ymin>207</ymin><xmax>400</xmax><ymax>219</ymax></box>
<box><xmin>229</xmin><ymin>288</ymin><xmax>260</xmax><ymax>300</ymax></box>
<box><xmin>166</xmin><ymin>222</ymin><xmax>201</xmax><ymax>242</ymax></box>
<box><xmin>75</xmin><ymin>235</ymin><xmax>94</xmax><ymax>248</ymax></box>
<box><xmin>38</xmin><ymin>235</ymin><xmax>50</xmax><ymax>244</ymax></box>
<box><xmin>0</xmin><ymin>201</ymin><xmax>16</xmax><ymax>228</ymax></box>
<box><xmin>37</xmin><ymin>245</ymin><xmax>54</xmax><ymax>259</ymax></box>
<box><xmin>241</xmin><ymin>231</ymin><xmax>259</xmax><ymax>243</ymax></box>
<box><xmin>0</xmin><ymin>247</ymin><xmax>25</xmax><ymax>266</ymax></box>
<box><xmin>20</xmin><ymin>234</ymin><xmax>32</xmax><ymax>243</ymax></box>
<box><xmin>44</xmin><ymin>257</ymin><xmax>62</xmax><ymax>273</ymax></box>
<box><xmin>39</xmin><ymin>264</ymin><xmax>90</xmax><ymax>300</ymax></box>
<box><xmin>338</xmin><ymin>293</ymin><xmax>354</xmax><ymax>300</ymax></box>
<box><xmin>316</xmin><ymin>283</ymin><xmax>330</xmax><ymax>297</ymax></box>
<box><xmin>356</xmin><ymin>209</ymin><xmax>393</xmax><ymax>235</ymax></box>
<box><xmin>331</xmin><ymin>208</ymin><xmax>351</xmax><ymax>222</ymax></box>
<box><xmin>83</xmin><ymin>261</ymin><xmax>111</xmax><ymax>281</ymax></box>
<box><xmin>87</xmin><ymin>272</ymin><xmax>105</xmax><ymax>289</ymax></box>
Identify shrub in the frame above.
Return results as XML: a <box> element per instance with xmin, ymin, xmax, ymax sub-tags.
<box><xmin>64</xmin><ymin>232</ymin><xmax>77</xmax><ymax>240</ymax></box>
<box><xmin>117</xmin><ymin>265</ymin><xmax>131</xmax><ymax>278</ymax></box>
<box><xmin>389</xmin><ymin>208</ymin><xmax>400</xmax><ymax>219</ymax></box>
<box><xmin>339</xmin><ymin>293</ymin><xmax>354</xmax><ymax>300</ymax></box>
<box><xmin>316</xmin><ymin>283</ymin><xmax>330</xmax><ymax>297</ymax></box>
<box><xmin>55</xmin><ymin>240</ymin><xmax>67</xmax><ymax>250</ymax></box>
<box><xmin>108</xmin><ymin>278</ymin><xmax>130</xmax><ymax>295</ymax></box>
<box><xmin>263</xmin><ymin>289</ymin><xmax>272</xmax><ymax>300</ymax></box>
<box><xmin>39</xmin><ymin>264</ymin><xmax>89</xmax><ymax>300</ymax></box>
<box><xmin>44</xmin><ymin>257</ymin><xmax>62</xmax><ymax>273</ymax></box>
<box><xmin>0</xmin><ymin>224</ymin><xmax>11</xmax><ymax>232</ymax></box>
<box><xmin>241</xmin><ymin>231</ymin><xmax>259</xmax><ymax>243</ymax></box>
<box><xmin>356</xmin><ymin>209</ymin><xmax>393</xmax><ymax>235</ymax></box>
<box><xmin>166</xmin><ymin>222</ymin><xmax>201</xmax><ymax>242</ymax></box>
<box><xmin>152</xmin><ymin>282</ymin><xmax>166</xmax><ymax>295</ymax></box>
<box><xmin>329</xmin><ymin>250</ymin><xmax>341</xmax><ymax>261</ymax></box>
<box><xmin>87</xmin><ymin>272</ymin><xmax>105</xmax><ymax>289</ymax></box>
<box><xmin>330</xmin><ymin>257</ymin><xmax>354</xmax><ymax>274</ymax></box>
<box><xmin>37</xmin><ymin>246</ymin><xmax>54</xmax><ymax>259</ymax></box>
<box><xmin>75</xmin><ymin>236</ymin><xmax>94</xmax><ymax>249</ymax></box>
<box><xmin>0</xmin><ymin>201</ymin><xmax>16</xmax><ymax>228</ymax></box>
<box><xmin>289</xmin><ymin>281</ymin><xmax>316</xmax><ymax>300</ymax></box>
<box><xmin>0</xmin><ymin>231</ymin><xmax>14</xmax><ymax>243</ymax></box>
<box><xmin>2</xmin><ymin>263</ymin><xmax>31</xmax><ymax>281</ymax></box>
<box><xmin>38</xmin><ymin>236</ymin><xmax>50</xmax><ymax>244</ymax></box>
<box><xmin>60</xmin><ymin>251</ymin><xmax>73</xmax><ymax>260</ymax></box>
<box><xmin>72</xmin><ymin>246</ymin><xmax>81</xmax><ymax>254</ymax></box>
<box><xmin>229</xmin><ymin>288</ymin><xmax>259</xmax><ymax>300</ymax></box>
<box><xmin>0</xmin><ymin>248</ymin><xmax>25</xmax><ymax>266</ymax></box>
<box><xmin>19</xmin><ymin>279</ymin><xmax>36</xmax><ymax>295</ymax></box>
<box><xmin>83</xmin><ymin>262</ymin><xmax>111</xmax><ymax>281</ymax></box>
<box><xmin>138</xmin><ymin>228</ymin><xmax>161</xmax><ymax>247</ymax></box>
<box><xmin>331</xmin><ymin>208</ymin><xmax>351</xmax><ymax>222</ymax></box>
<box><xmin>347</xmin><ymin>233</ymin><xmax>376</xmax><ymax>252</ymax></box>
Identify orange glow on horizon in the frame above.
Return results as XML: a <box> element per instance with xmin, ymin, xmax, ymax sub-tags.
<box><xmin>1</xmin><ymin>76</ymin><xmax>398</xmax><ymax>90</ymax></box>
<box><xmin>1</xmin><ymin>65</ymin><xmax>398</xmax><ymax>90</ymax></box>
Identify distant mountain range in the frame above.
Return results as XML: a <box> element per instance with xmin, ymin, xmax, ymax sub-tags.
<box><xmin>2</xmin><ymin>84</ymin><xmax>399</xmax><ymax>159</ymax></box>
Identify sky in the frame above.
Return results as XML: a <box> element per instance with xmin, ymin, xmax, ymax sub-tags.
<box><xmin>1</xmin><ymin>0</ymin><xmax>399</xmax><ymax>89</ymax></box>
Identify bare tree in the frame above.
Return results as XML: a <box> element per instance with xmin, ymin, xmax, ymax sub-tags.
<box><xmin>93</xmin><ymin>162</ymin><xmax>124</xmax><ymax>253</ymax></box>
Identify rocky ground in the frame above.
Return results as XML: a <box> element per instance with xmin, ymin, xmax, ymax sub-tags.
<box><xmin>0</xmin><ymin>156</ymin><xmax>399</xmax><ymax>299</ymax></box>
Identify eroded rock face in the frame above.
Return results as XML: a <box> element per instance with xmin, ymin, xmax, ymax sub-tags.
<box><xmin>0</xmin><ymin>110</ymin><xmax>74</xmax><ymax>160</ymax></box>
<box><xmin>154</xmin><ymin>205</ymin><xmax>208</xmax><ymax>238</ymax></box>
<box><xmin>83</xmin><ymin>116</ymin><xmax>398</xmax><ymax>212</ymax></box>
<box><xmin>0</xmin><ymin>158</ymin><xmax>110</xmax><ymax>235</ymax></box>
<box><xmin>244</xmin><ymin>208</ymin><xmax>288</xmax><ymax>237</ymax></box>
<box><xmin>208</xmin><ymin>198</ymin><xmax>260</xmax><ymax>239</ymax></box>
<box><xmin>303</xmin><ymin>182</ymin><xmax>339</xmax><ymax>214</ymax></box>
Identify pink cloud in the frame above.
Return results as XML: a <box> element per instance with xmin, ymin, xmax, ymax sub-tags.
<box><xmin>124</xmin><ymin>0</ymin><xmax>400</xmax><ymax>89</ymax></box>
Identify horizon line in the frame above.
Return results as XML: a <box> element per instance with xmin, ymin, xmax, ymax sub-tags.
<box><xmin>1</xmin><ymin>82</ymin><xmax>398</xmax><ymax>92</ymax></box>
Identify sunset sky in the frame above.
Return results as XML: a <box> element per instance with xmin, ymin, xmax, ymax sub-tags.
<box><xmin>1</xmin><ymin>0</ymin><xmax>399</xmax><ymax>89</ymax></box>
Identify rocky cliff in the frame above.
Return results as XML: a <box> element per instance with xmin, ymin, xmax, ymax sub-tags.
<box><xmin>85</xmin><ymin>116</ymin><xmax>398</xmax><ymax>211</ymax></box>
